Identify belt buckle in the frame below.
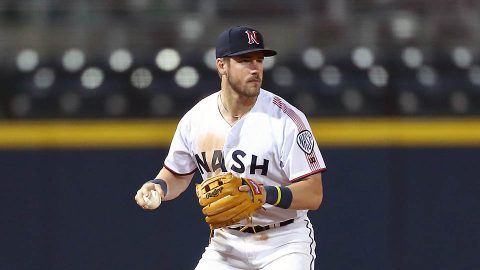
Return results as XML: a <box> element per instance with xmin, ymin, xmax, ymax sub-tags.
<box><xmin>256</xmin><ymin>225</ymin><xmax>267</xmax><ymax>233</ymax></box>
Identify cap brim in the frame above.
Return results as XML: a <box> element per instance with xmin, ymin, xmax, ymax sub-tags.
<box><xmin>226</xmin><ymin>48</ymin><xmax>277</xmax><ymax>57</ymax></box>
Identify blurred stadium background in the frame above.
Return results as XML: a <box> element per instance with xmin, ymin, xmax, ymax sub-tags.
<box><xmin>2</xmin><ymin>0</ymin><xmax>480</xmax><ymax>118</ymax></box>
<box><xmin>1</xmin><ymin>1</ymin><xmax>479</xmax><ymax>270</ymax></box>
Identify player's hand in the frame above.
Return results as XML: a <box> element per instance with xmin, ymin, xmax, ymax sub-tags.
<box><xmin>134</xmin><ymin>182</ymin><xmax>165</xmax><ymax>210</ymax></box>
<box><xmin>238</xmin><ymin>180</ymin><xmax>266</xmax><ymax>204</ymax></box>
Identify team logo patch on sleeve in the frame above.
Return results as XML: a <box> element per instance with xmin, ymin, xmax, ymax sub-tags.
<box><xmin>297</xmin><ymin>130</ymin><xmax>315</xmax><ymax>154</ymax></box>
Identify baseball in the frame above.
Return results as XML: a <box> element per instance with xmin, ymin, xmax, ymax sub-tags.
<box><xmin>143</xmin><ymin>190</ymin><xmax>161</xmax><ymax>209</ymax></box>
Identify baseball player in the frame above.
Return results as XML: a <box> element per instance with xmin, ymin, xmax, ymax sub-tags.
<box><xmin>135</xmin><ymin>26</ymin><xmax>326</xmax><ymax>270</ymax></box>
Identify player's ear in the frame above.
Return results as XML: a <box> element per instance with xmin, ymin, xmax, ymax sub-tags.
<box><xmin>216</xmin><ymin>58</ymin><xmax>224</xmax><ymax>71</ymax></box>
<box><xmin>216</xmin><ymin>57</ymin><xmax>228</xmax><ymax>77</ymax></box>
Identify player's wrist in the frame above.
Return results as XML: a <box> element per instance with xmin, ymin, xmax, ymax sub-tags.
<box><xmin>264</xmin><ymin>186</ymin><xmax>293</xmax><ymax>209</ymax></box>
<box><xmin>259</xmin><ymin>185</ymin><xmax>267</xmax><ymax>204</ymax></box>
<box><xmin>148</xmin><ymin>178</ymin><xmax>168</xmax><ymax>198</ymax></box>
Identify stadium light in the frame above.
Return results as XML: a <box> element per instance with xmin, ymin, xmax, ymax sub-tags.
<box><xmin>175</xmin><ymin>66</ymin><xmax>199</xmax><ymax>88</ymax></box>
<box><xmin>33</xmin><ymin>68</ymin><xmax>56</xmax><ymax>90</ymax></box>
<box><xmin>263</xmin><ymin>56</ymin><xmax>276</xmax><ymax>71</ymax></box>
<box><xmin>402</xmin><ymin>47</ymin><xmax>423</xmax><ymax>68</ymax></box>
<box><xmin>341</xmin><ymin>88</ymin><xmax>363</xmax><ymax>112</ymax></box>
<box><xmin>368</xmin><ymin>65</ymin><xmax>389</xmax><ymax>87</ymax></box>
<box><xmin>398</xmin><ymin>91</ymin><xmax>419</xmax><ymax>114</ymax></box>
<box><xmin>130</xmin><ymin>68</ymin><xmax>153</xmax><ymax>89</ymax></box>
<box><xmin>156</xmin><ymin>48</ymin><xmax>181</xmax><ymax>71</ymax></box>
<box><xmin>391</xmin><ymin>13</ymin><xmax>416</xmax><ymax>39</ymax></box>
<box><xmin>62</xmin><ymin>49</ymin><xmax>85</xmax><ymax>72</ymax></box>
<box><xmin>452</xmin><ymin>46</ymin><xmax>472</xmax><ymax>68</ymax></box>
<box><xmin>468</xmin><ymin>65</ymin><xmax>480</xmax><ymax>86</ymax></box>
<box><xmin>302</xmin><ymin>47</ymin><xmax>324</xmax><ymax>70</ymax></box>
<box><xmin>109</xmin><ymin>49</ymin><xmax>133</xmax><ymax>72</ymax></box>
<box><xmin>450</xmin><ymin>91</ymin><xmax>469</xmax><ymax>113</ymax></box>
<box><xmin>203</xmin><ymin>48</ymin><xmax>217</xmax><ymax>70</ymax></box>
<box><xmin>16</xmin><ymin>49</ymin><xmax>39</xmax><ymax>72</ymax></box>
<box><xmin>272</xmin><ymin>66</ymin><xmax>294</xmax><ymax>87</ymax></box>
<box><xmin>417</xmin><ymin>65</ymin><xmax>437</xmax><ymax>87</ymax></box>
<box><xmin>81</xmin><ymin>67</ymin><xmax>104</xmax><ymax>89</ymax></box>
<box><xmin>352</xmin><ymin>47</ymin><xmax>374</xmax><ymax>69</ymax></box>
<box><xmin>320</xmin><ymin>65</ymin><xmax>342</xmax><ymax>86</ymax></box>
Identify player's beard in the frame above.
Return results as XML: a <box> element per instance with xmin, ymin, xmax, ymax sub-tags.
<box><xmin>227</xmin><ymin>74</ymin><xmax>262</xmax><ymax>98</ymax></box>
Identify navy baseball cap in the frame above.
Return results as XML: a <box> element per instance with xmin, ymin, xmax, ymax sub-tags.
<box><xmin>216</xmin><ymin>26</ymin><xmax>277</xmax><ymax>58</ymax></box>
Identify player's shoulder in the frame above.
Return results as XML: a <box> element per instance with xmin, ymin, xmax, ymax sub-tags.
<box><xmin>259</xmin><ymin>89</ymin><xmax>307</xmax><ymax>120</ymax></box>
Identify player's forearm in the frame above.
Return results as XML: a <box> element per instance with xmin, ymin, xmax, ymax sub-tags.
<box><xmin>155</xmin><ymin>167</ymin><xmax>193</xmax><ymax>201</ymax></box>
<box><xmin>262</xmin><ymin>173</ymin><xmax>323</xmax><ymax>210</ymax></box>
<box><xmin>287</xmin><ymin>174</ymin><xmax>323</xmax><ymax>210</ymax></box>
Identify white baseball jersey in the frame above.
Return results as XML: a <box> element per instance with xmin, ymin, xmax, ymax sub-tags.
<box><xmin>164</xmin><ymin>88</ymin><xmax>326</xmax><ymax>225</ymax></box>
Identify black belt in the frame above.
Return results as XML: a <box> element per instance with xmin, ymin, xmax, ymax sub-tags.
<box><xmin>229</xmin><ymin>219</ymin><xmax>294</xmax><ymax>233</ymax></box>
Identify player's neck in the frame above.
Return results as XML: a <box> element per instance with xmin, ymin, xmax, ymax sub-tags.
<box><xmin>218</xmin><ymin>89</ymin><xmax>257</xmax><ymax>124</ymax></box>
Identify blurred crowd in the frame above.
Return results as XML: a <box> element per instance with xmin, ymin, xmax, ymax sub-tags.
<box><xmin>1</xmin><ymin>0</ymin><xmax>479</xmax><ymax>118</ymax></box>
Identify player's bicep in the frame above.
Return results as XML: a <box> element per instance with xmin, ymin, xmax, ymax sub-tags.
<box><xmin>280</xmin><ymin>112</ymin><xmax>326</xmax><ymax>182</ymax></box>
<box><xmin>164</xmin><ymin>115</ymin><xmax>198</xmax><ymax>174</ymax></box>
<box><xmin>288</xmin><ymin>172</ymin><xmax>323</xmax><ymax>210</ymax></box>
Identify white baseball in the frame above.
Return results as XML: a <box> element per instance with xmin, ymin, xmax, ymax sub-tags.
<box><xmin>143</xmin><ymin>190</ymin><xmax>161</xmax><ymax>209</ymax></box>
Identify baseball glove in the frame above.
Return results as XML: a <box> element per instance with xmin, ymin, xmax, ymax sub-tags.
<box><xmin>196</xmin><ymin>172</ymin><xmax>264</xmax><ymax>229</ymax></box>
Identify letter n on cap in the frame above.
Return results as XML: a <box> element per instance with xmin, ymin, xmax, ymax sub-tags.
<box><xmin>245</xmin><ymin>30</ymin><xmax>260</xmax><ymax>45</ymax></box>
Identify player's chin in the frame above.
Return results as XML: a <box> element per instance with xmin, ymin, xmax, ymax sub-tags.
<box><xmin>244</xmin><ymin>84</ymin><xmax>261</xmax><ymax>96</ymax></box>
<box><xmin>244</xmin><ymin>89</ymin><xmax>260</xmax><ymax>98</ymax></box>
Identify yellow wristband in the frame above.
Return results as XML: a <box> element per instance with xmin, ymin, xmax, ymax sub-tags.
<box><xmin>274</xmin><ymin>186</ymin><xmax>282</xmax><ymax>206</ymax></box>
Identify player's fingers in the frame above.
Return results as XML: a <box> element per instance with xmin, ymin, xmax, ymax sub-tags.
<box><xmin>238</xmin><ymin>185</ymin><xmax>250</xmax><ymax>192</ymax></box>
<box><xmin>134</xmin><ymin>190</ymin><xmax>141</xmax><ymax>202</ymax></box>
<box><xmin>139</xmin><ymin>185</ymin><xmax>154</xmax><ymax>197</ymax></box>
<box><xmin>135</xmin><ymin>190</ymin><xmax>147</xmax><ymax>207</ymax></box>
<box><xmin>153</xmin><ymin>184</ymin><xmax>164</xmax><ymax>199</ymax></box>
<box><xmin>141</xmin><ymin>182</ymin><xmax>154</xmax><ymax>191</ymax></box>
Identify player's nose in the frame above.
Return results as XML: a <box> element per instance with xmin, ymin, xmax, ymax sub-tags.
<box><xmin>249</xmin><ymin>60</ymin><xmax>263</xmax><ymax>73</ymax></box>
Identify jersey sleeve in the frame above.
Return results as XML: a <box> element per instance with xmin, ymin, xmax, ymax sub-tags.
<box><xmin>163</xmin><ymin>115</ymin><xmax>198</xmax><ymax>175</ymax></box>
<box><xmin>280</xmin><ymin>107</ymin><xmax>326</xmax><ymax>182</ymax></box>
